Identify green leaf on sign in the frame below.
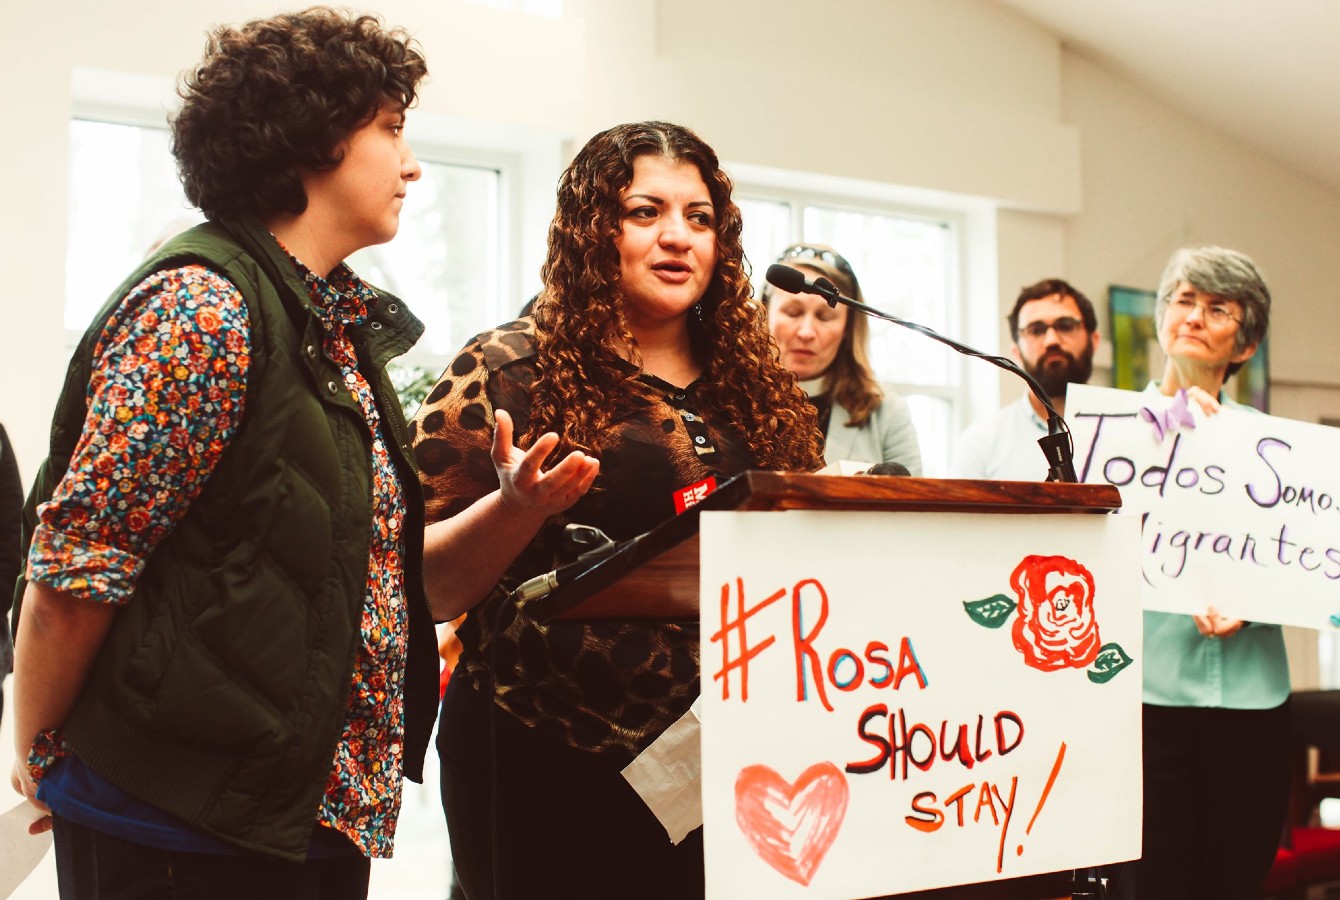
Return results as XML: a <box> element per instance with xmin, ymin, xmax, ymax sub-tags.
<box><xmin>963</xmin><ymin>594</ymin><xmax>1016</xmax><ymax>629</ymax></box>
<box><xmin>1087</xmin><ymin>643</ymin><xmax>1133</xmax><ymax>684</ymax></box>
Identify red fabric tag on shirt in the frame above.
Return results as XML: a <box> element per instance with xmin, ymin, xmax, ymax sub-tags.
<box><xmin>673</xmin><ymin>476</ymin><xmax>718</xmax><ymax>514</ymax></box>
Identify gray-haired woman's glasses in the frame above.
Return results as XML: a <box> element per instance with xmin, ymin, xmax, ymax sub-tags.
<box><xmin>1162</xmin><ymin>296</ymin><xmax>1242</xmax><ymax>326</ymax></box>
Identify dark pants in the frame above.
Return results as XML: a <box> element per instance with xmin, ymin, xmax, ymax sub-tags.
<box><xmin>438</xmin><ymin>678</ymin><xmax>704</xmax><ymax>900</ymax></box>
<box><xmin>1136</xmin><ymin>701</ymin><xmax>1291</xmax><ymax>900</ymax></box>
<box><xmin>52</xmin><ymin>815</ymin><xmax>371</xmax><ymax>900</ymax></box>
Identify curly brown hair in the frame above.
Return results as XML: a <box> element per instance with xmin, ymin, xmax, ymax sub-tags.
<box><xmin>171</xmin><ymin>7</ymin><xmax>427</xmax><ymax>221</ymax></box>
<box><xmin>526</xmin><ymin>121</ymin><xmax>822</xmax><ymax>472</ymax></box>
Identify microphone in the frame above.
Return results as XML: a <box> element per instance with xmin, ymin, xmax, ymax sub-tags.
<box><xmin>510</xmin><ymin>524</ymin><xmax>625</xmax><ymax>603</ymax></box>
<box><xmin>766</xmin><ymin>263</ymin><xmax>843</xmax><ymax>305</ymax></box>
<box><xmin>765</xmin><ymin>263</ymin><xmax>807</xmax><ymax>294</ymax></box>
<box><xmin>764</xmin><ymin>264</ymin><xmax>1078</xmax><ymax>483</ymax></box>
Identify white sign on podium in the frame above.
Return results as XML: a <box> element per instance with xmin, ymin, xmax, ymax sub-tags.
<box><xmin>699</xmin><ymin>509</ymin><xmax>1141</xmax><ymax>899</ymax></box>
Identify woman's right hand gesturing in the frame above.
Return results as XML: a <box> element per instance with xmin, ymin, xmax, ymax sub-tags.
<box><xmin>421</xmin><ymin>408</ymin><xmax>601</xmax><ymax>620</ymax></box>
<box><xmin>491</xmin><ymin>409</ymin><xmax>600</xmax><ymax>518</ymax></box>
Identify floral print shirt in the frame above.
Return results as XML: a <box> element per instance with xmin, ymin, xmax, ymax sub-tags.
<box><xmin>28</xmin><ymin>254</ymin><xmax>409</xmax><ymax>857</ymax></box>
<box><xmin>28</xmin><ymin>266</ymin><xmax>250</xmax><ymax>602</ymax></box>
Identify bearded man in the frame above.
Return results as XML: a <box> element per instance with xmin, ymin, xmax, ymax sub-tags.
<box><xmin>950</xmin><ymin>279</ymin><xmax>1100</xmax><ymax>480</ymax></box>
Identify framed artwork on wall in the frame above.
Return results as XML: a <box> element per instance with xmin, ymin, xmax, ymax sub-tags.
<box><xmin>1107</xmin><ymin>285</ymin><xmax>1269</xmax><ymax>412</ymax></box>
<box><xmin>1108</xmin><ymin>285</ymin><xmax>1160</xmax><ymax>392</ymax></box>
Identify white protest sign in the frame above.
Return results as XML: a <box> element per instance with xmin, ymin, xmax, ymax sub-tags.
<box><xmin>0</xmin><ymin>802</ymin><xmax>52</xmax><ymax>898</ymax></box>
<box><xmin>1068</xmin><ymin>383</ymin><xmax>1340</xmax><ymax>629</ymax></box>
<box><xmin>699</xmin><ymin>509</ymin><xmax>1141</xmax><ymax>899</ymax></box>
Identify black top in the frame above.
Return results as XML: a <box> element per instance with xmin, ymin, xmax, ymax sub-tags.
<box><xmin>413</xmin><ymin>319</ymin><xmax>757</xmax><ymax>763</ymax></box>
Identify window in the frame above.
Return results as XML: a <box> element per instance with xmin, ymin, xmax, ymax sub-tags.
<box><xmin>66</xmin><ymin>119</ymin><xmax>202</xmax><ymax>333</ymax></box>
<box><xmin>459</xmin><ymin>0</ymin><xmax>562</xmax><ymax>14</ymax></box>
<box><xmin>347</xmin><ymin>161</ymin><xmax>502</xmax><ymax>358</ymax></box>
<box><xmin>739</xmin><ymin>191</ymin><xmax>964</xmax><ymax>475</ymax></box>
<box><xmin>65</xmin><ymin>117</ymin><xmax>514</xmax><ymax>408</ymax></box>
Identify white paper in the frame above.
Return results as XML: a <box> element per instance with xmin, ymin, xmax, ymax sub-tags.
<box><xmin>817</xmin><ymin>460</ymin><xmax>887</xmax><ymax>476</ymax></box>
<box><xmin>1069</xmin><ymin>383</ymin><xmax>1340</xmax><ymax>628</ymax></box>
<box><xmin>699</xmin><ymin>509</ymin><xmax>1143</xmax><ymax>899</ymax></box>
<box><xmin>0</xmin><ymin>802</ymin><xmax>52</xmax><ymax>898</ymax></box>
<box><xmin>621</xmin><ymin>699</ymin><xmax>703</xmax><ymax>845</ymax></box>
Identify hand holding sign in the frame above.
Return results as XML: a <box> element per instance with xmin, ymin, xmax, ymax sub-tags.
<box><xmin>1193</xmin><ymin>604</ymin><xmax>1245</xmax><ymax>638</ymax></box>
<box><xmin>1070</xmin><ymin>383</ymin><xmax>1340</xmax><ymax>629</ymax></box>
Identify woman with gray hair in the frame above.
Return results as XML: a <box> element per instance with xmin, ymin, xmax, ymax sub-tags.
<box><xmin>1136</xmin><ymin>246</ymin><xmax>1287</xmax><ymax>899</ymax></box>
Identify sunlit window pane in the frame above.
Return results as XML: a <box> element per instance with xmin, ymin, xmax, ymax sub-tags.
<box><xmin>735</xmin><ymin>197</ymin><xmax>790</xmax><ymax>297</ymax></box>
<box><xmin>802</xmin><ymin>205</ymin><xmax>958</xmax><ymax>471</ymax></box>
<box><xmin>66</xmin><ymin>119</ymin><xmax>201</xmax><ymax>332</ymax></box>
<box><xmin>349</xmin><ymin>161</ymin><xmax>501</xmax><ymax>356</ymax></box>
<box><xmin>737</xmin><ymin>193</ymin><xmax>962</xmax><ymax>473</ymax></box>
<box><xmin>66</xmin><ymin>119</ymin><xmax>504</xmax><ymax>361</ymax></box>
<box><xmin>803</xmin><ymin>206</ymin><xmax>955</xmax><ymax>386</ymax></box>
<box><xmin>904</xmin><ymin>394</ymin><xmax>952</xmax><ymax>478</ymax></box>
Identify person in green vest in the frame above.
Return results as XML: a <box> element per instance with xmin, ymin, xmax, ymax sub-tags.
<box><xmin>9</xmin><ymin>9</ymin><xmax>440</xmax><ymax>898</ymax></box>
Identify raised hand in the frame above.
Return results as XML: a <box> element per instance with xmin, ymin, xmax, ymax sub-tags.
<box><xmin>491</xmin><ymin>409</ymin><xmax>599</xmax><ymax>518</ymax></box>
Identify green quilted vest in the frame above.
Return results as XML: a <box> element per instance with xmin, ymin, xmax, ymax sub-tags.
<box><xmin>15</xmin><ymin>217</ymin><xmax>439</xmax><ymax>860</ymax></box>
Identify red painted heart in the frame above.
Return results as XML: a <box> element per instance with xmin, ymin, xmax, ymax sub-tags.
<box><xmin>734</xmin><ymin>761</ymin><xmax>849</xmax><ymax>886</ymax></box>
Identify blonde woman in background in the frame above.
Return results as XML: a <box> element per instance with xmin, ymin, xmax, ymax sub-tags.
<box><xmin>763</xmin><ymin>243</ymin><xmax>923</xmax><ymax>473</ymax></box>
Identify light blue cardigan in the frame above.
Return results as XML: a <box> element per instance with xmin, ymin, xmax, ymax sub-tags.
<box><xmin>804</xmin><ymin>378</ymin><xmax>923</xmax><ymax>476</ymax></box>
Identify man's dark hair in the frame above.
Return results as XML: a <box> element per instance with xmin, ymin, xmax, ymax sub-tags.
<box><xmin>171</xmin><ymin>8</ymin><xmax>427</xmax><ymax>221</ymax></box>
<box><xmin>1006</xmin><ymin>278</ymin><xmax>1097</xmax><ymax>342</ymax></box>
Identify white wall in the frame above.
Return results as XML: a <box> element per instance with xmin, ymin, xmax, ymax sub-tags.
<box><xmin>1061</xmin><ymin>50</ymin><xmax>1340</xmax><ymax>391</ymax></box>
<box><xmin>1058</xmin><ymin>50</ymin><xmax>1340</xmax><ymax>689</ymax></box>
<box><xmin>0</xmin><ymin>0</ymin><xmax>1079</xmax><ymax>475</ymax></box>
<box><xmin>4</xmin><ymin>2</ymin><xmax>1339</xmax><ymax>683</ymax></box>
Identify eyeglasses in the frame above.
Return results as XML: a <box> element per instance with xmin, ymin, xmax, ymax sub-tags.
<box><xmin>1018</xmin><ymin>317</ymin><xmax>1085</xmax><ymax>340</ymax></box>
<box><xmin>780</xmin><ymin>245</ymin><xmax>860</xmax><ymax>292</ymax></box>
<box><xmin>1161</xmin><ymin>296</ymin><xmax>1242</xmax><ymax>326</ymax></box>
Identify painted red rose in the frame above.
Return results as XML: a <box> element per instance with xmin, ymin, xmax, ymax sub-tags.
<box><xmin>1009</xmin><ymin>555</ymin><xmax>1101</xmax><ymax>671</ymax></box>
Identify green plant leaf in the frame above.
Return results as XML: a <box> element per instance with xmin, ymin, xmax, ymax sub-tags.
<box><xmin>963</xmin><ymin>594</ymin><xmax>1016</xmax><ymax>629</ymax></box>
<box><xmin>1087</xmin><ymin>643</ymin><xmax>1133</xmax><ymax>684</ymax></box>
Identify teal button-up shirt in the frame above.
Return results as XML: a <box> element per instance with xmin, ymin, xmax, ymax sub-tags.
<box><xmin>1140</xmin><ymin>383</ymin><xmax>1290</xmax><ymax>709</ymax></box>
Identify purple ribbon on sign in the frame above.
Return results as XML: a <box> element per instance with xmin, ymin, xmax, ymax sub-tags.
<box><xmin>1139</xmin><ymin>389</ymin><xmax>1196</xmax><ymax>442</ymax></box>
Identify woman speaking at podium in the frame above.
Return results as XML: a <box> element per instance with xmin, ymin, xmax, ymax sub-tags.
<box><xmin>413</xmin><ymin>121</ymin><xmax>821</xmax><ymax>898</ymax></box>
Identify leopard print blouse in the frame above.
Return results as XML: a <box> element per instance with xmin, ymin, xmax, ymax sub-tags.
<box><xmin>411</xmin><ymin>318</ymin><xmax>756</xmax><ymax>764</ymax></box>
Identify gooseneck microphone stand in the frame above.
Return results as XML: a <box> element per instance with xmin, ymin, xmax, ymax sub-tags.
<box><xmin>769</xmin><ymin>265</ymin><xmax>1110</xmax><ymax>898</ymax></box>
<box><xmin>764</xmin><ymin>264</ymin><xmax>1079</xmax><ymax>483</ymax></box>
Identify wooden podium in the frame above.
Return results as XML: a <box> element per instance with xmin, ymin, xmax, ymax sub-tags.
<box><xmin>532</xmin><ymin>471</ymin><xmax>1121</xmax><ymax>624</ymax></box>
<box><xmin>532</xmin><ymin>472</ymin><xmax>1123</xmax><ymax>900</ymax></box>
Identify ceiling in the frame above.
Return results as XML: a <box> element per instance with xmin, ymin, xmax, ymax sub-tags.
<box><xmin>997</xmin><ymin>0</ymin><xmax>1340</xmax><ymax>194</ymax></box>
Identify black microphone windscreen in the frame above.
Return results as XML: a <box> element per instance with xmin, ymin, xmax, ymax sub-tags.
<box><xmin>765</xmin><ymin>264</ymin><xmax>807</xmax><ymax>293</ymax></box>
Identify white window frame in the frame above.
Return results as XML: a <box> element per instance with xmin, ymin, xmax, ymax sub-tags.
<box><xmin>731</xmin><ymin>163</ymin><xmax>985</xmax><ymax>471</ymax></box>
<box><xmin>67</xmin><ymin>67</ymin><xmax>565</xmax><ymax>374</ymax></box>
